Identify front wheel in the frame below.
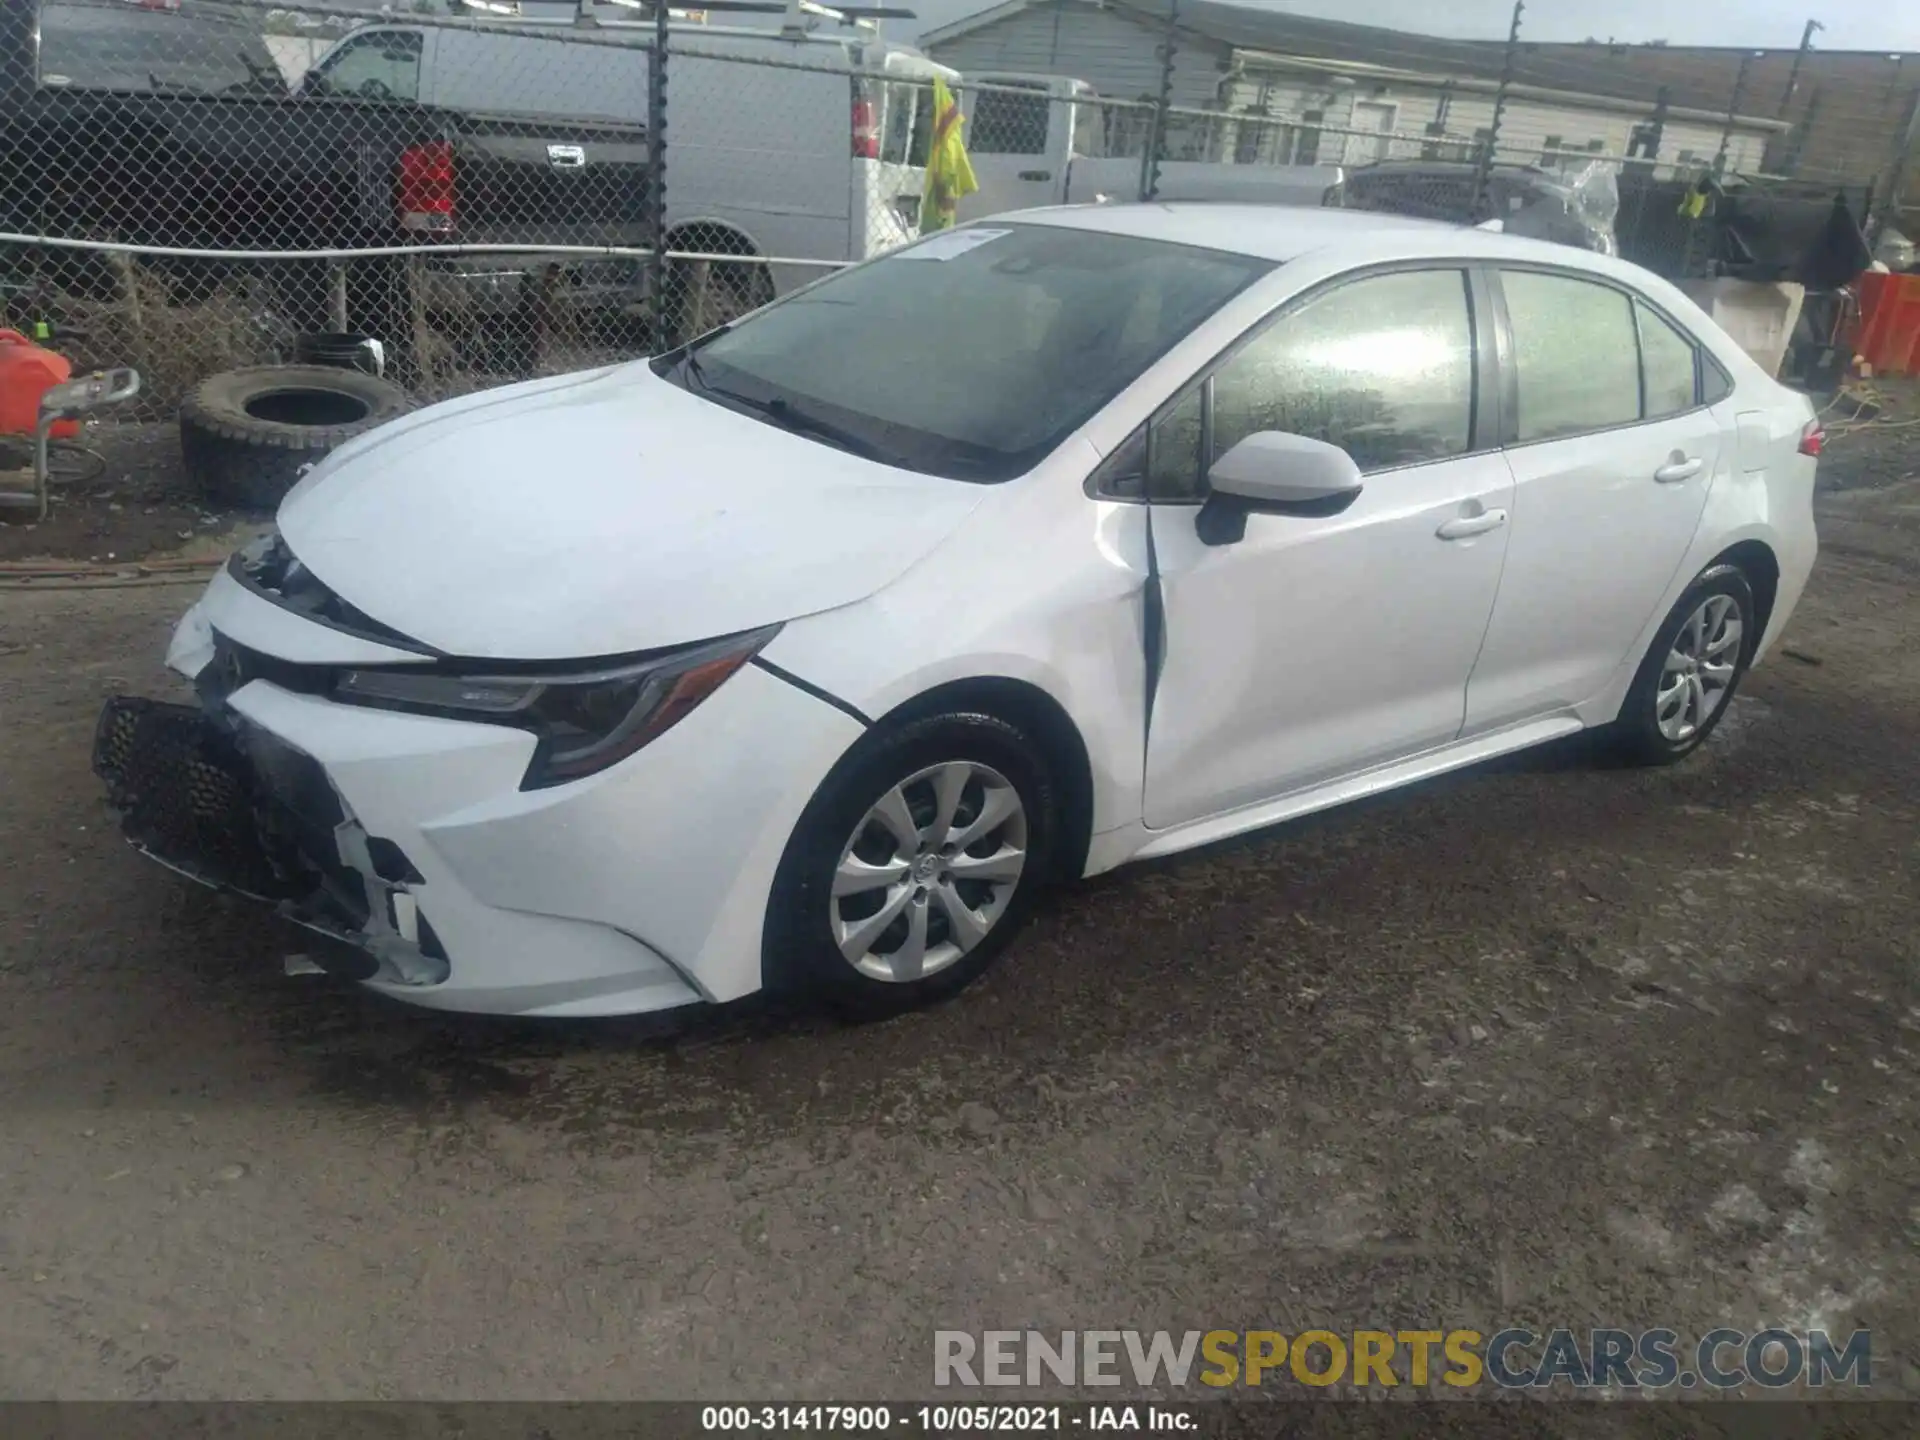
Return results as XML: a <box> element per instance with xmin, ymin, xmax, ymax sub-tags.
<box><xmin>1609</xmin><ymin>563</ymin><xmax>1757</xmax><ymax>765</ymax></box>
<box><xmin>763</xmin><ymin>712</ymin><xmax>1059</xmax><ymax>1018</ymax></box>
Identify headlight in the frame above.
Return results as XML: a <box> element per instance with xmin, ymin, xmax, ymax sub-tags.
<box><xmin>334</xmin><ymin>626</ymin><xmax>779</xmax><ymax>789</ymax></box>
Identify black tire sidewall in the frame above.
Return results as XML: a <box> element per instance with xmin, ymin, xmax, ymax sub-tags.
<box><xmin>1616</xmin><ymin>563</ymin><xmax>1758</xmax><ymax>764</ymax></box>
<box><xmin>179</xmin><ymin>365</ymin><xmax>411</xmax><ymax>511</ymax></box>
<box><xmin>764</xmin><ymin>711</ymin><xmax>1058</xmax><ymax>1018</ymax></box>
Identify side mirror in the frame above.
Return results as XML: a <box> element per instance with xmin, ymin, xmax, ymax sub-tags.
<box><xmin>1197</xmin><ymin>431</ymin><xmax>1363</xmax><ymax>546</ymax></box>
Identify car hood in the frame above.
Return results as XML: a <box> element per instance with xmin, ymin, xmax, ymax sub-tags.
<box><xmin>277</xmin><ymin>362</ymin><xmax>986</xmax><ymax>660</ymax></box>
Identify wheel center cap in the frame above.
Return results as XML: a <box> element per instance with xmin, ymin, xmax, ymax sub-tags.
<box><xmin>912</xmin><ymin>853</ymin><xmax>942</xmax><ymax>884</ymax></box>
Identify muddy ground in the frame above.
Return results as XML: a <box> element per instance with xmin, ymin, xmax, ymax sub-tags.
<box><xmin>0</xmin><ymin>403</ymin><xmax>1916</xmax><ymax>1414</ymax></box>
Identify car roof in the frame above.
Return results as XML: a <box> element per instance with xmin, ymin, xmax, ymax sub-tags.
<box><xmin>1005</xmin><ymin>202</ymin><xmax>1602</xmax><ymax>269</ymax></box>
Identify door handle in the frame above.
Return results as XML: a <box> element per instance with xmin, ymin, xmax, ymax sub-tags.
<box><xmin>1654</xmin><ymin>456</ymin><xmax>1704</xmax><ymax>483</ymax></box>
<box><xmin>1018</xmin><ymin>169</ymin><xmax>1053</xmax><ymax>181</ymax></box>
<box><xmin>1436</xmin><ymin>509</ymin><xmax>1508</xmax><ymax>541</ymax></box>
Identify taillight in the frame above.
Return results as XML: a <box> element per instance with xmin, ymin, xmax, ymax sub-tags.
<box><xmin>398</xmin><ymin>141</ymin><xmax>455</xmax><ymax>233</ymax></box>
<box><xmin>851</xmin><ymin>95</ymin><xmax>879</xmax><ymax>160</ymax></box>
<box><xmin>1798</xmin><ymin>419</ymin><xmax>1824</xmax><ymax>457</ymax></box>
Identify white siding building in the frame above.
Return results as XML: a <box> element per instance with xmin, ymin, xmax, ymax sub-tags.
<box><xmin>921</xmin><ymin>0</ymin><xmax>1782</xmax><ymax>177</ymax></box>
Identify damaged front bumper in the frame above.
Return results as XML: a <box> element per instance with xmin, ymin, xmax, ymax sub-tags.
<box><xmin>93</xmin><ymin>695</ymin><xmax>451</xmax><ymax>988</ymax></box>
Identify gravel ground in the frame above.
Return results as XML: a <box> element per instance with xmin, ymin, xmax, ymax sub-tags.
<box><xmin>0</xmin><ymin>409</ymin><xmax>1915</xmax><ymax>1412</ymax></box>
<box><xmin>0</xmin><ymin>424</ymin><xmax>233</xmax><ymax>567</ymax></box>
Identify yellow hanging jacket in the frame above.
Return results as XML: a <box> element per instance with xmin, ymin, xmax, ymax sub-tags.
<box><xmin>919</xmin><ymin>77</ymin><xmax>979</xmax><ymax>234</ymax></box>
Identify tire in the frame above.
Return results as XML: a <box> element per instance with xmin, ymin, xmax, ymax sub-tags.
<box><xmin>179</xmin><ymin>365</ymin><xmax>411</xmax><ymax>511</ymax></box>
<box><xmin>763</xmin><ymin>711</ymin><xmax>1060</xmax><ymax>1019</ymax></box>
<box><xmin>1608</xmin><ymin>563</ymin><xmax>1758</xmax><ymax>766</ymax></box>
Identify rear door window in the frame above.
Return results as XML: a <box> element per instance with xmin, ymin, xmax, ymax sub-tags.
<box><xmin>1637</xmin><ymin>300</ymin><xmax>1700</xmax><ymax>418</ymax></box>
<box><xmin>1501</xmin><ymin>270</ymin><xmax>1641</xmax><ymax>442</ymax></box>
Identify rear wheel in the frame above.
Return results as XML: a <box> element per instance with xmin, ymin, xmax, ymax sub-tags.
<box><xmin>764</xmin><ymin>712</ymin><xmax>1058</xmax><ymax>1018</ymax></box>
<box><xmin>1609</xmin><ymin>563</ymin><xmax>1756</xmax><ymax>765</ymax></box>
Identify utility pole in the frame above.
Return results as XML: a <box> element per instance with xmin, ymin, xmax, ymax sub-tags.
<box><xmin>1777</xmin><ymin>18</ymin><xmax>1824</xmax><ymax>119</ymax></box>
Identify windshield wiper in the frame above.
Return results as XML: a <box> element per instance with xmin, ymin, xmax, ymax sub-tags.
<box><xmin>687</xmin><ymin>366</ymin><xmax>888</xmax><ymax>464</ymax></box>
<box><xmin>746</xmin><ymin>395</ymin><xmax>888</xmax><ymax>463</ymax></box>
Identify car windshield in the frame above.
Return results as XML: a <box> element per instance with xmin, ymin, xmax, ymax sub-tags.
<box><xmin>658</xmin><ymin>225</ymin><xmax>1272</xmax><ymax>482</ymax></box>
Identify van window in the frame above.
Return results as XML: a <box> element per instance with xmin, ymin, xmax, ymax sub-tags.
<box><xmin>970</xmin><ymin>84</ymin><xmax>1052</xmax><ymax>156</ymax></box>
<box><xmin>1071</xmin><ymin>98</ymin><xmax>1107</xmax><ymax>159</ymax></box>
<box><xmin>883</xmin><ymin>81</ymin><xmax>935</xmax><ymax>167</ymax></box>
<box><xmin>307</xmin><ymin>30</ymin><xmax>422</xmax><ymax>103</ymax></box>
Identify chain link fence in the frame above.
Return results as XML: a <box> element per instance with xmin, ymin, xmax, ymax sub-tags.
<box><xmin>1</xmin><ymin>0</ymin><xmax>1914</xmax><ymax>433</ymax></box>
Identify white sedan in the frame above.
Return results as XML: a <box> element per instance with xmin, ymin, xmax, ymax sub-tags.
<box><xmin>95</xmin><ymin>206</ymin><xmax>1820</xmax><ymax>1019</ymax></box>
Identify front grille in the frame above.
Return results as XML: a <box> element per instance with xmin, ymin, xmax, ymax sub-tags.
<box><xmin>92</xmin><ymin>697</ymin><xmax>295</xmax><ymax>899</ymax></box>
<box><xmin>243</xmin><ymin>723</ymin><xmax>350</xmax><ymax>876</ymax></box>
<box><xmin>95</xmin><ymin>696</ymin><xmax>448</xmax><ymax>984</ymax></box>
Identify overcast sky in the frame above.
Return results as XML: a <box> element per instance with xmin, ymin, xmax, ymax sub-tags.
<box><xmin>890</xmin><ymin>0</ymin><xmax>1919</xmax><ymax>49</ymax></box>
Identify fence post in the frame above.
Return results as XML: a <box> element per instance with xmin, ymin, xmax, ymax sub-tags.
<box><xmin>1778</xmin><ymin>85</ymin><xmax>1818</xmax><ymax>177</ymax></box>
<box><xmin>1471</xmin><ymin>0</ymin><xmax>1524</xmax><ymax>222</ymax></box>
<box><xmin>1869</xmin><ymin>85</ymin><xmax>1920</xmax><ymax>246</ymax></box>
<box><xmin>1643</xmin><ymin>85</ymin><xmax>1670</xmax><ymax>162</ymax></box>
<box><xmin>1140</xmin><ymin>0</ymin><xmax>1179</xmax><ymax>202</ymax></box>
<box><xmin>1710</xmin><ymin>50</ymin><xmax>1756</xmax><ymax>179</ymax></box>
<box><xmin>1679</xmin><ymin>52</ymin><xmax>1757</xmax><ymax>281</ymax></box>
<box><xmin>647</xmin><ymin>1</ymin><xmax>671</xmax><ymax>349</ymax></box>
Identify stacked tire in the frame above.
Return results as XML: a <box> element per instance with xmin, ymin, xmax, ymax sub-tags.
<box><xmin>180</xmin><ymin>365</ymin><xmax>411</xmax><ymax>511</ymax></box>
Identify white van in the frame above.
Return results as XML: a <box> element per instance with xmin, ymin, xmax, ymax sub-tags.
<box><xmin>302</xmin><ymin>9</ymin><xmax>955</xmax><ymax>333</ymax></box>
<box><xmin>956</xmin><ymin>72</ymin><xmax>1339</xmax><ymax>225</ymax></box>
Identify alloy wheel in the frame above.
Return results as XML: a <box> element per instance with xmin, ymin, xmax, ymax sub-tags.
<box><xmin>830</xmin><ymin>761</ymin><xmax>1029</xmax><ymax>984</ymax></box>
<box><xmin>1655</xmin><ymin>594</ymin><xmax>1743</xmax><ymax>743</ymax></box>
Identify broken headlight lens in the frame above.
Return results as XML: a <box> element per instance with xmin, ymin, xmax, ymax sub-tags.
<box><xmin>333</xmin><ymin>626</ymin><xmax>779</xmax><ymax>789</ymax></box>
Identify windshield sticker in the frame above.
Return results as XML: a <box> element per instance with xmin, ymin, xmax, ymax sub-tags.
<box><xmin>893</xmin><ymin>228</ymin><xmax>1012</xmax><ymax>262</ymax></box>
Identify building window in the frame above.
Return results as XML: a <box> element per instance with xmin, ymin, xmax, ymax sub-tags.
<box><xmin>1295</xmin><ymin>108</ymin><xmax>1325</xmax><ymax>166</ymax></box>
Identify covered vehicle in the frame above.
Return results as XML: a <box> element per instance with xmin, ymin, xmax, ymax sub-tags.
<box><xmin>1324</xmin><ymin>159</ymin><xmax>1620</xmax><ymax>256</ymax></box>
